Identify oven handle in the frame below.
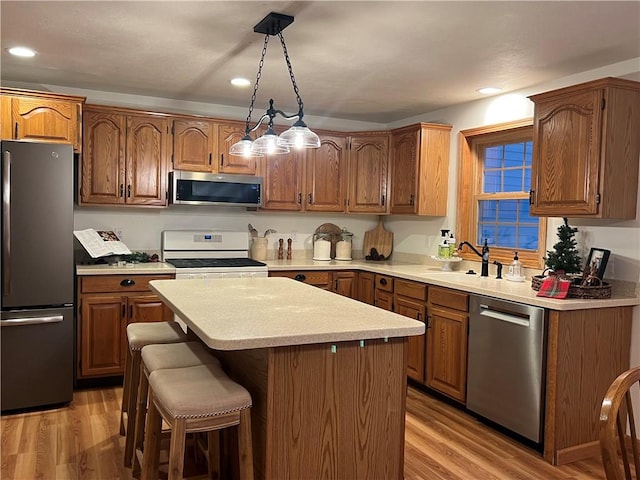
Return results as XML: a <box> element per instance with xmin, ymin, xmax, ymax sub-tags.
<box><xmin>479</xmin><ymin>304</ymin><xmax>530</xmax><ymax>327</ymax></box>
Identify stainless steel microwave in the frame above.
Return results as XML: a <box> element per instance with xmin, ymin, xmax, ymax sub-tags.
<box><xmin>170</xmin><ymin>171</ymin><xmax>262</xmax><ymax>207</ymax></box>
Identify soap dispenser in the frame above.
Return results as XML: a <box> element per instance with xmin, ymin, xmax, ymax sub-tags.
<box><xmin>506</xmin><ymin>251</ymin><xmax>524</xmax><ymax>281</ymax></box>
<box><xmin>438</xmin><ymin>230</ymin><xmax>450</xmax><ymax>258</ymax></box>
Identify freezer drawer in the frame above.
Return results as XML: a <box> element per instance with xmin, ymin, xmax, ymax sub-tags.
<box><xmin>1</xmin><ymin>307</ymin><xmax>74</xmax><ymax>411</ymax></box>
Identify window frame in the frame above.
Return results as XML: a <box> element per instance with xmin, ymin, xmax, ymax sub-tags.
<box><xmin>455</xmin><ymin>119</ymin><xmax>546</xmax><ymax>269</ymax></box>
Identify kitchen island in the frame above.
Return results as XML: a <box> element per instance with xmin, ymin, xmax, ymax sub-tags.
<box><xmin>149</xmin><ymin>277</ymin><xmax>424</xmax><ymax>480</ymax></box>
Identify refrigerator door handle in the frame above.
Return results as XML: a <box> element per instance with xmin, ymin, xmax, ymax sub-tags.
<box><xmin>2</xmin><ymin>150</ymin><xmax>10</xmax><ymax>296</ymax></box>
<box><xmin>1</xmin><ymin>315</ymin><xmax>64</xmax><ymax>327</ymax></box>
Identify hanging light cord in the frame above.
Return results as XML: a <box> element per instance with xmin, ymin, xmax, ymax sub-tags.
<box><xmin>278</xmin><ymin>31</ymin><xmax>304</xmax><ymax>117</ymax></box>
<box><xmin>244</xmin><ymin>33</ymin><xmax>270</xmax><ymax>134</ymax></box>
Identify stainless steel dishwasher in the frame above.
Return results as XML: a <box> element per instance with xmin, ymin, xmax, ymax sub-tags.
<box><xmin>467</xmin><ymin>295</ymin><xmax>546</xmax><ymax>443</ymax></box>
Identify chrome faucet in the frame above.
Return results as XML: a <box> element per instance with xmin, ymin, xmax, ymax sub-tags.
<box><xmin>458</xmin><ymin>239</ymin><xmax>490</xmax><ymax>277</ymax></box>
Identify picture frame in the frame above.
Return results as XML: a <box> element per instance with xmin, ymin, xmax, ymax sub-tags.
<box><xmin>582</xmin><ymin>248</ymin><xmax>610</xmax><ymax>283</ymax></box>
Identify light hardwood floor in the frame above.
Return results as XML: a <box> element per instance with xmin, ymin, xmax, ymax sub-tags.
<box><xmin>1</xmin><ymin>385</ymin><xmax>609</xmax><ymax>480</ymax></box>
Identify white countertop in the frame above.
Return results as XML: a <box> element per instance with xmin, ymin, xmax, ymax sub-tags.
<box><xmin>77</xmin><ymin>259</ymin><xmax>639</xmax><ymax>311</ymax></box>
<box><xmin>149</xmin><ymin>277</ymin><xmax>425</xmax><ymax>350</ymax></box>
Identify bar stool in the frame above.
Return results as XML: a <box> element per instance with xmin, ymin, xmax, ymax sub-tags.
<box><xmin>142</xmin><ymin>363</ymin><xmax>254</xmax><ymax>480</ymax></box>
<box><xmin>131</xmin><ymin>341</ymin><xmax>221</xmax><ymax>474</ymax></box>
<box><xmin>121</xmin><ymin>321</ymin><xmax>188</xmax><ymax>467</ymax></box>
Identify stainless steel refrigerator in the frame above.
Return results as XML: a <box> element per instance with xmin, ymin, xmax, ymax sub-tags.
<box><xmin>1</xmin><ymin>140</ymin><xmax>74</xmax><ymax>411</ymax></box>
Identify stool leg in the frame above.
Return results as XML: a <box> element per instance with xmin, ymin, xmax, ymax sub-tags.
<box><xmin>124</xmin><ymin>349</ymin><xmax>142</xmax><ymax>467</ymax></box>
<box><xmin>237</xmin><ymin>408</ymin><xmax>254</xmax><ymax>480</ymax></box>
<box><xmin>207</xmin><ymin>431</ymin><xmax>220</xmax><ymax>480</ymax></box>
<box><xmin>120</xmin><ymin>346</ymin><xmax>133</xmax><ymax>435</ymax></box>
<box><xmin>132</xmin><ymin>368</ymin><xmax>150</xmax><ymax>477</ymax></box>
<box><xmin>141</xmin><ymin>392</ymin><xmax>162</xmax><ymax>480</ymax></box>
<box><xmin>168</xmin><ymin>418</ymin><xmax>187</xmax><ymax>480</ymax></box>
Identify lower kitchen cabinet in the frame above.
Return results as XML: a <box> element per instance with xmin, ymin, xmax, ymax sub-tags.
<box><xmin>374</xmin><ymin>274</ymin><xmax>394</xmax><ymax>311</ymax></box>
<box><xmin>76</xmin><ymin>274</ymin><xmax>174</xmax><ymax>379</ymax></box>
<box><xmin>269</xmin><ymin>270</ymin><xmax>331</xmax><ymax>290</ymax></box>
<box><xmin>426</xmin><ymin>286</ymin><xmax>469</xmax><ymax>403</ymax></box>
<box><xmin>394</xmin><ymin>279</ymin><xmax>427</xmax><ymax>383</ymax></box>
<box><xmin>331</xmin><ymin>271</ymin><xmax>356</xmax><ymax>297</ymax></box>
<box><xmin>356</xmin><ymin>271</ymin><xmax>375</xmax><ymax>304</ymax></box>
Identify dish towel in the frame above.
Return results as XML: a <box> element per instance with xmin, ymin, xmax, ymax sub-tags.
<box><xmin>536</xmin><ymin>274</ymin><xmax>571</xmax><ymax>299</ymax></box>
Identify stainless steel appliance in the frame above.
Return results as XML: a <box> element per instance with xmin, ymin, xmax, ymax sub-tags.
<box><xmin>161</xmin><ymin>230</ymin><xmax>269</xmax><ymax>279</ymax></box>
<box><xmin>1</xmin><ymin>141</ymin><xmax>74</xmax><ymax>411</ymax></box>
<box><xmin>170</xmin><ymin>171</ymin><xmax>262</xmax><ymax>207</ymax></box>
<box><xmin>467</xmin><ymin>295</ymin><xmax>546</xmax><ymax>443</ymax></box>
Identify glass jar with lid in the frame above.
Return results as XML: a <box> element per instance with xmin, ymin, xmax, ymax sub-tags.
<box><xmin>335</xmin><ymin>228</ymin><xmax>353</xmax><ymax>261</ymax></box>
<box><xmin>312</xmin><ymin>232</ymin><xmax>332</xmax><ymax>261</ymax></box>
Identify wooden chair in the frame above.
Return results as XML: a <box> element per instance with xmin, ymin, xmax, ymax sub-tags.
<box><xmin>600</xmin><ymin>366</ymin><xmax>640</xmax><ymax>480</ymax></box>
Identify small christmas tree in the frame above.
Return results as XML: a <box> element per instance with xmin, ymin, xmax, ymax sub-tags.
<box><xmin>545</xmin><ymin>218</ymin><xmax>582</xmax><ymax>274</ymax></box>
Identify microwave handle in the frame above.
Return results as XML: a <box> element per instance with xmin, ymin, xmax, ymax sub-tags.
<box><xmin>2</xmin><ymin>150</ymin><xmax>10</xmax><ymax>296</ymax></box>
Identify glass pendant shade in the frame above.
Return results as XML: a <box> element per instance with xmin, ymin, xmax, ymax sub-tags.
<box><xmin>278</xmin><ymin>122</ymin><xmax>321</xmax><ymax>149</ymax></box>
<box><xmin>229</xmin><ymin>135</ymin><xmax>262</xmax><ymax>157</ymax></box>
<box><xmin>251</xmin><ymin>128</ymin><xmax>290</xmax><ymax>155</ymax></box>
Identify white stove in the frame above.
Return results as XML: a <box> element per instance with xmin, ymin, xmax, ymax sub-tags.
<box><xmin>162</xmin><ymin>230</ymin><xmax>268</xmax><ymax>279</ymax></box>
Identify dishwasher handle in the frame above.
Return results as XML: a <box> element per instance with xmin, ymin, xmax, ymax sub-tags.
<box><xmin>479</xmin><ymin>304</ymin><xmax>530</xmax><ymax>327</ymax></box>
<box><xmin>1</xmin><ymin>315</ymin><xmax>64</xmax><ymax>327</ymax></box>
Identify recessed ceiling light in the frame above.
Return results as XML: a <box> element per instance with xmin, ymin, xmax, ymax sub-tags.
<box><xmin>230</xmin><ymin>78</ymin><xmax>251</xmax><ymax>87</ymax></box>
<box><xmin>6</xmin><ymin>46</ymin><xmax>37</xmax><ymax>57</ymax></box>
<box><xmin>477</xmin><ymin>87</ymin><xmax>502</xmax><ymax>95</ymax></box>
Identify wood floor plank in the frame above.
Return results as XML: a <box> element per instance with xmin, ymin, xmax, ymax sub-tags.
<box><xmin>0</xmin><ymin>384</ymin><xmax>614</xmax><ymax>480</ymax></box>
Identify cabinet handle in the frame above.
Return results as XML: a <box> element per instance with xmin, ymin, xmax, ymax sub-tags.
<box><xmin>334</xmin><ymin>279</ymin><xmax>338</xmax><ymax>290</ymax></box>
<box><xmin>308</xmin><ymin>193</ymin><xmax>313</xmax><ymax>204</ymax></box>
<box><xmin>209</xmin><ymin>153</ymin><xmax>212</xmax><ymax>165</ymax></box>
<box><xmin>294</xmin><ymin>273</ymin><xmax>306</xmax><ymax>282</ymax></box>
<box><xmin>409</xmin><ymin>194</ymin><xmax>415</xmax><ymax>206</ymax></box>
<box><xmin>417</xmin><ymin>312</ymin><xmax>421</xmax><ymax>321</ymax></box>
<box><xmin>14</xmin><ymin>123</ymin><xmax>18</xmax><ymax>139</ymax></box>
<box><xmin>426</xmin><ymin>315</ymin><xmax>431</xmax><ymax>328</ymax></box>
<box><xmin>120</xmin><ymin>184</ymin><xmax>124</xmax><ymax>198</ymax></box>
<box><xmin>298</xmin><ymin>193</ymin><xmax>302</xmax><ymax>204</ymax></box>
<box><xmin>381</xmin><ymin>194</ymin><xmax>385</xmax><ymax>206</ymax></box>
<box><xmin>379</xmin><ymin>278</ymin><xmax>387</xmax><ymax>286</ymax></box>
<box><xmin>220</xmin><ymin>153</ymin><xmax>224</xmax><ymax>166</ymax></box>
<box><xmin>127</xmin><ymin>184</ymin><xmax>131</xmax><ymax>198</ymax></box>
<box><xmin>129</xmin><ymin>305</ymin><xmax>133</xmax><ymax>318</ymax></box>
<box><xmin>120</xmin><ymin>279</ymin><xmax>136</xmax><ymax>287</ymax></box>
<box><xmin>529</xmin><ymin>190</ymin><xmax>534</xmax><ymax>205</ymax></box>
<box><xmin>121</xmin><ymin>304</ymin><xmax>126</xmax><ymax>318</ymax></box>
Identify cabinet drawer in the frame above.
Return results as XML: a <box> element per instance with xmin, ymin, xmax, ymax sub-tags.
<box><xmin>395</xmin><ymin>279</ymin><xmax>427</xmax><ymax>301</ymax></box>
<box><xmin>428</xmin><ymin>286</ymin><xmax>468</xmax><ymax>312</ymax></box>
<box><xmin>269</xmin><ymin>270</ymin><xmax>330</xmax><ymax>286</ymax></box>
<box><xmin>80</xmin><ymin>274</ymin><xmax>174</xmax><ymax>294</ymax></box>
<box><xmin>375</xmin><ymin>274</ymin><xmax>394</xmax><ymax>292</ymax></box>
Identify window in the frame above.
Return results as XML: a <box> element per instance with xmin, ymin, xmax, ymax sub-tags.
<box><xmin>456</xmin><ymin>120</ymin><xmax>546</xmax><ymax>268</ymax></box>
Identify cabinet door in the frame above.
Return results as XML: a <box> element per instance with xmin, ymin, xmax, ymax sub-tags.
<box><xmin>1</xmin><ymin>95</ymin><xmax>11</xmax><ymax>140</ymax></box>
<box><xmin>304</xmin><ymin>135</ymin><xmax>347</xmax><ymax>212</ymax></box>
<box><xmin>128</xmin><ymin>294</ymin><xmax>173</xmax><ymax>323</ymax></box>
<box><xmin>356</xmin><ymin>272</ymin><xmax>375</xmax><ymax>305</ymax></box>
<box><xmin>348</xmin><ymin>134</ymin><xmax>389</xmax><ymax>213</ymax></box>
<box><xmin>389</xmin><ymin>128</ymin><xmax>418</xmax><ymax>214</ymax></box>
<box><xmin>126</xmin><ymin>115</ymin><xmax>170</xmax><ymax>205</ymax></box>
<box><xmin>172</xmin><ymin>119</ymin><xmax>217</xmax><ymax>172</ymax></box>
<box><xmin>79</xmin><ymin>295</ymin><xmax>127</xmax><ymax>378</ymax></box>
<box><xmin>395</xmin><ymin>296</ymin><xmax>426</xmax><ymax>382</ymax></box>
<box><xmin>426</xmin><ymin>306</ymin><xmax>468</xmax><ymax>402</ymax></box>
<box><xmin>12</xmin><ymin>96</ymin><xmax>82</xmax><ymax>151</ymax></box>
<box><xmin>217</xmin><ymin>122</ymin><xmax>256</xmax><ymax>174</ymax></box>
<box><xmin>375</xmin><ymin>290</ymin><xmax>394</xmax><ymax>311</ymax></box>
<box><xmin>530</xmin><ymin>88</ymin><xmax>602</xmax><ymax>216</ymax></box>
<box><xmin>332</xmin><ymin>272</ymin><xmax>356</xmax><ymax>298</ymax></box>
<box><xmin>261</xmin><ymin>151</ymin><xmax>304</xmax><ymax>211</ymax></box>
<box><xmin>81</xmin><ymin>108</ymin><xmax>127</xmax><ymax>205</ymax></box>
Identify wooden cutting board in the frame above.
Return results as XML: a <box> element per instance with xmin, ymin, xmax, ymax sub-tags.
<box><xmin>363</xmin><ymin>217</ymin><xmax>393</xmax><ymax>260</ymax></box>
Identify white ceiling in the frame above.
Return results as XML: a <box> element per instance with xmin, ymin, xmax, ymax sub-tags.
<box><xmin>2</xmin><ymin>1</ymin><xmax>639</xmax><ymax>124</ymax></box>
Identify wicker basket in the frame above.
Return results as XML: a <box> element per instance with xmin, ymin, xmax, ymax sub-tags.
<box><xmin>531</xmin><ymin>274</ymin><xmax>612</xmax><ymax>299</ymax></box>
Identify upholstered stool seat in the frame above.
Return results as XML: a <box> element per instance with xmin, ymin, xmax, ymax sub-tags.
<box><xmin>142</xmin><ymin>364</ymin><xmax>254</xmax><ymax>480</ymax></box>
<box><xmin>121</xmin><ymin>321</ymin><xmax>188</xmax><ymax>468</ymax></box>
<box><xmin>131</xmin><ymin>341</ymin><xmax>221</xmax><ymax>474</ymax></box>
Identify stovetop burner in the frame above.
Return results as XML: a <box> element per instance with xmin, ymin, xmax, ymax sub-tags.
<box><xmin>166</xmin><ymin>258</ymin><xmax>267</xmax><ymax>269</ymax></box>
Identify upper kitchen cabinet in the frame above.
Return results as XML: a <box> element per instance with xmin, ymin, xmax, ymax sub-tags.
<box><xmin>529</xmin><ymin>77</ymin><xmax>640</xmax><ymax>219</ymax></box>
<box><xmin>347</xmin><ymin>133</ymin><xmax>389</xmax><ymax>213</ymax></box>
<box><xmin>81</xmin><ymin>105</ymin><xmax>170</xmax><ymax>206</ymax></box>
<box><xmin>260</xmin><ymin>132</ymin><xmax>347</xmax><ymax>212</ymax></box>
<box><xmin>217</xmin><ymin>121</ymin><xmax>258</xmax><ymax>175</ymax></box>
<box><xmin>172</xmin><ymin>118</ymin><xmax>218</xmax><ymax>172</ymax></box>
<box><xmin>0</xmin><ymin>88</ymin><xmax>85</xmax><ymax>152</ymax></box>
<box><xmin>389</xmin><ymin>123</ymin><xmax>452</xmax><ymax>215</ymax></box>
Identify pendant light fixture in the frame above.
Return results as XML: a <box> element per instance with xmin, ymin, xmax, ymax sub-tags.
<box><xmin>229</xmin><ymin>12</ymin><xmax>320</xmax><ymax>157</ymax></box>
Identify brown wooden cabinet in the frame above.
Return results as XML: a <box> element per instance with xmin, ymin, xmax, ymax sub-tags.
<box><xmin>268</xmin><ymin>270</ymin><xmax>331</xmax><ymax>289</ymax></box>
<box><xmin>347</xmin><ymin>133</ymin><xmax>389</xmax><ymax>213</ymax></box>
<box><xmin>331</xmin><ymin>271</ymin><xmax>356</xmax><ymax>297</ymax></box>
<box><xmin>426</xmin><ymin>286</ymin><xmax>469</xmax><ymax>403</ymax></box>
<box><xmin>356</xmin><ymin>271</ymin><xmax>375</xmax><ymax>305</ymax></box>
<box><xmin>529</xmin><ymin>77</ymin><xmax>640</xmax><ymax>219</ymax></box>
<box><xmin>76</xmin><ymin>274</ymin><xmax>174</xmax><ymax>379</ymax></box>
<box><xmin>81</xmin><ymin>105</ymin><xmax>170</xmax><ymax>206</ymax></box>
<box><xmin>261</xmin><ymin>150</ymin><xmax>305</xmax><ymax>211</ymax></box>
<box><xmin>389</xmin><ymin>123</ymin><xmax>451</xmax><ymax>215</ymax></box>
<box><xmin>1</xmin><ymin>88</ymin><xmax>85</xmax><ymax>152</ymax></box>
<box><xmin>374</xmin><ymin>274</ymin><xmax>394</xmax><ymax>311</ymax></box>
<box><xmin>217</xmin><ymin>121</ymin><xmax>257</xmax><ymax>175</ymax></box>
<box><xmin>394</xmin><ymin>279</ymin><xmax>427</xmax><ymax>382</ymax></box>
<box><xmin>172</xmin><ymin>118</ymin><xmax>217</xmax><ymax>172</ymax></box>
